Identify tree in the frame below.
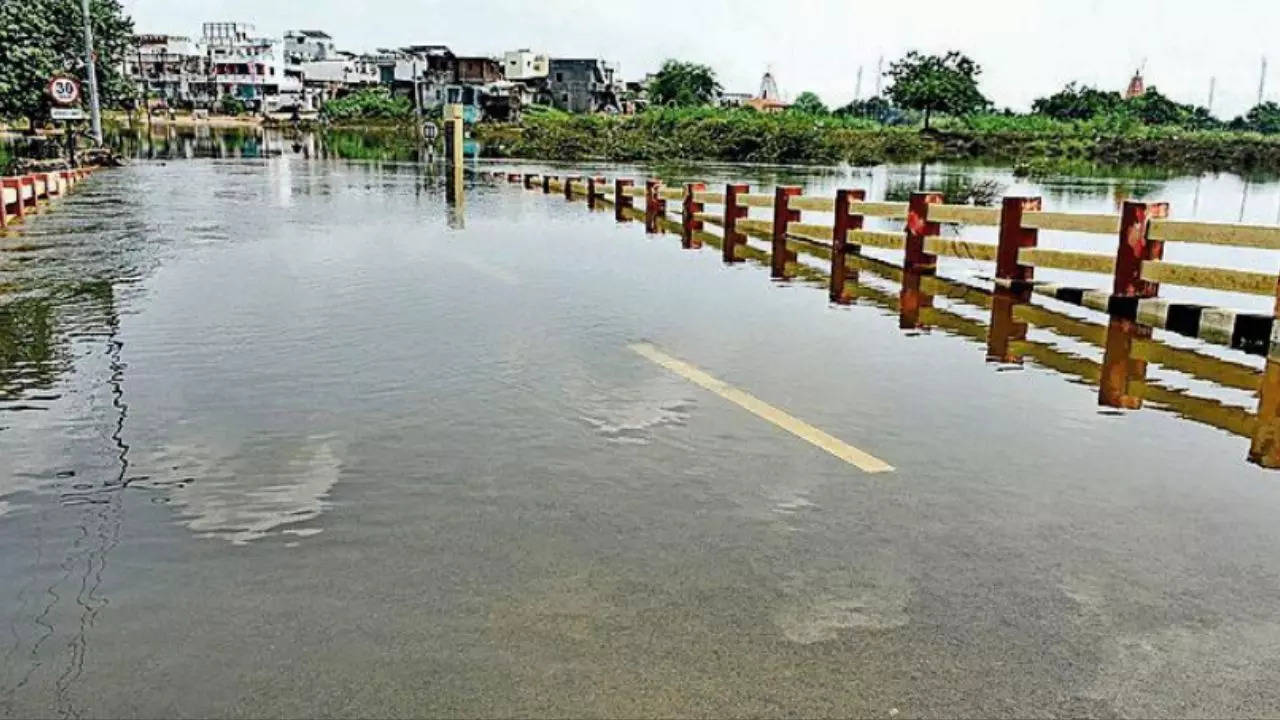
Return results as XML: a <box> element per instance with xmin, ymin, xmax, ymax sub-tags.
<box><xmin>0</xmin><ymin>0</ymin><xmax>135</xmax><ymax>126</ymax></box>
<box><xmin>884</xmin><ymin>51</ymin><xmax>987</xmax><ymax>129</ymax></box>
<box><xmin>1243</xmin><ymin>102</ymin><xmax>1280</xmax><ymax>134</ymax></box>
<box><xmin>834</xmin><ymin>96</ymin><xmax>898</xmax><ymax>124</ymax></box>
<box><xmin>1125</xmin><ymin>87</ymin><xmax>1187</xmax><ymax>126</ymax></box>
<box><xmin>1031</xmin><ymin>83</ymin><xmax>1123</xmax><ymax>121</ymax></box>
<box><xmin>647</xmin><ymin>60</ymin><xmax>722</xmax><ymax>107</ymax></box>
<box><xmin>790</xmin><ymin>91</ymin><xmax>828</xmax><ymax>115</ymax></box>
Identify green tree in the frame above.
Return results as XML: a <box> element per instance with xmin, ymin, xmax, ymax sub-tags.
<box><xmin>647</xmin><ymin>60</ymin><xmax>722</xmax><ymax>107</ymax></box>
<box><xmin>1124</xmin><ymin>87</ymin><xmax>1187</xmax><ymax>126</ymax></box>
<box><xmin>1032</xmin><ymin>83</ymin><xmax>1123</xmax><ymax>120</ymax></box>
<box><xmin>790</xmin><ymin>91</ymin><xmax>828</xmax><ymax>115</ymax></box>
<box><xmin>0</xmin><ymin>0</ymin><xmax>135</xmax><ymax>126</ymax></box>
<box><xmin>218</xmin><ymin>96</ymin><xmax>247</xmax><ymax>117</ymax></box>
<box><xmin>834</xmin><ymin>96</ymin><xmax>898</xmax><ymax>123</ymax></box>
<box><xmin>1243</xmin><ymin>102</ymin><xmax>1280</xmax><ymax>134</ymax></box>
<box><xmin>884</xmin><ymin>51</ymin><xmax>987</xmax><ymax>129</ymax></box>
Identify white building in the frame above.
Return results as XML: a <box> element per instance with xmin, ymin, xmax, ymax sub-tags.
<box><xmin>300</xmin><ymin>54</ymin><xmax>380</xmax><ymax>108</ymax></box>
<box><xmin>284</xmin><ymin>30</ymin><xmax>336</xmax><ymax>63</ymax></box>
<box><xmin>125</xmin><ymin>34</ymin><xmax>211</xmax><ymax>107</ymax></box>
<box><xmin>503</xmin><ymin>49</ymin><xmax>548</xmax><ymax>81</ymax></box>
<box><xmin>202</xmin><ymin>22</ymin><xmax>298</xmax><ymax>111</ymax></box>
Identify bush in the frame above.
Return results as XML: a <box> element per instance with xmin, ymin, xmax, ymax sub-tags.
<box><xmin>321</xmin><ymin>87</ymin><xmax>413</xmax><ymax>123</ymax></box>
<box><xmin>218</xmin><ymin>96</ymin><xmax>247</xmax><ymax>117</ymax></box>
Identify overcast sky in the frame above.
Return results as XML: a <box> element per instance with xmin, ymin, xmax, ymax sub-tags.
<box><xmin>125</xmin><ymin>0</ymin><xmax>1279</xmax><ymax>118</ymax></box>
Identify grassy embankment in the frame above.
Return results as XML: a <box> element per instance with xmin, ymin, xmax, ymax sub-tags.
<box><xmin>471</xmin><ymin>107</ymin><xmax>1280</xmax><ymax>176</ymax></box>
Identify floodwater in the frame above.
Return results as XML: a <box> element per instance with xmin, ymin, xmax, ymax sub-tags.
<box><xmin>4</xmin><ymin>139</ymin><xmax>1280</xmax><ymax>717</ymax></box>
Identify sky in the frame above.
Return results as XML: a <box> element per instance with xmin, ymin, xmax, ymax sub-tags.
<box><xmin>125</xmin><ymin>0</ymin><xmax>1280</xmax><ymax>118</ymax></box>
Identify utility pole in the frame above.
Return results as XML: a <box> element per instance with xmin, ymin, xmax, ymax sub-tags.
<box><xmin>412</xmin><ymin>59</ymin><xmax>424</xmax><ymax>140</ymax></box>
<box><xmin>875</xmin><ymin>55</ymin><xmax>883</xmax><ymax>97</ymax></box>
<box><xmin>1207</xmin><ymin>76</ymin><xmax>1216</xmax><ymax>113</ymax></box>
<box><xmin>854</xmin><ymin>66</ymin><xmax>862</xmax><ymax>100</ymax></box>
<box><xmin>81</xmin><ymin>0</ymin><xmax>103</xmax><ymax>145</ymax></box>
<box><xmin>1260</xmin><ymin>56</ymin><xmax>1268</xmax><ymax>106</ymax></box>
<box><xmin>137</xmin><ymin>42</ymin><xmax>153</xmax><ymax>139</ymax></box>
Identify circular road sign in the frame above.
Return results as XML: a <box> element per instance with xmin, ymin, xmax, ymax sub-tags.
<box><xmin>48</xmin><ymin>76</ymin><xmax>81</xmax><ymax>106</ymax></box>
<box><xmin>423</xmin><ymin>121</ymin><xmax>439</xmax><ymax>141</ymax></box>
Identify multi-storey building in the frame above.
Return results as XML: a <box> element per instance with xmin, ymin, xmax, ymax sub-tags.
<box><xmin>541</xmin><ymin>58</ymin><xmax>621</xmax><ymax>113</ymax></box>
<box><xmin>283</xmin><ymin>30</ymin><xmax>336</xmax><ymax>63</ymax></box>
<box><xmin>202</xmin><ymin>22</ymin><xmax>299</xmax><ymax>111</ymax></box>
<box><xmin>502</xmin><ymin>50</ymin><xmax>548</xmax><ymax>82</ymax></box>
<box><xmin>125</xmin><ymin>34</ymin><xmax>211</xmax><ymax>108</ymax></box>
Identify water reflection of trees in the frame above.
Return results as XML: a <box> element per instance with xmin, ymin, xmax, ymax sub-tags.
<box><xmin>0</xmin><ymin>295</ymin><xmax>63</xmax><ymax>402</ymax></box>
<box><xmin>106</xmin><ymin>125</ymin><xmax>431</xmax><ymax>163</ymax></box>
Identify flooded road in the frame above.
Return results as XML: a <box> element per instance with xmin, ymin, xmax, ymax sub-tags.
<box><xmin>4</xmin><ymin>157</ymin><xmax>1280</xmax><ymax>717</ymax></box>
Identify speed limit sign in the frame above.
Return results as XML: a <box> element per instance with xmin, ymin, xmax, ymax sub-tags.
<box><xmin>48</xmin><ymin>76</ymin><xmax>81</xmax><ymax>106</ymax></box>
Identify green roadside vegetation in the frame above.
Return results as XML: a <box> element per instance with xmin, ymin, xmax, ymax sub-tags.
<box><xmin>470</xmin><ymin>55</ymin><xmax>1280</xmax><ymax>176</ymax></box>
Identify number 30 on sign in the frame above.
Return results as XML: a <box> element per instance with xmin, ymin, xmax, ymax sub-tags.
<box><xmin>48</xmin><ymin>76</ymin><xmax>81</xmax><ymax>106</ymax></box>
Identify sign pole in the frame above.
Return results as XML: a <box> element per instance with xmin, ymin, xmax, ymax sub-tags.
<box><xmin>80</xmin><ymin>0</ymin><xmax>103</xmax><ymax>145</ymax></box>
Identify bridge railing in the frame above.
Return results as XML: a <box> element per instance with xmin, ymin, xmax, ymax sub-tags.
<box><xmin>493</xmin><ymin>170</ymin><xmax>1280</xmax><ymax>349</ymax></box>
<box><xmin>1</xmin><ymin>168</ymin><xmax>95</xmax><ymax>230</ymax></box>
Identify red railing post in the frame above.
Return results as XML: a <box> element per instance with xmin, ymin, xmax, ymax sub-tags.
<box><xmin>682</xmin><ymin>182</ymin><xmax>706</xmax><ymax>249</ymax></box>
<box><xmin>723</xmin><ymin>183</ymin><xmax>749</xmax><ymax>263</ymax></box>
<box><xmin>542</xmin><ymin>175</ymin><xmax>552</xmax><ymax>194</ymax></box>
<box><xmin>831</xmin><ymin>189</ymin><xmax>867</xmax><ymax>303</ymax></box>
<box><xmin>1113</xmin><ymin>200</ymin><xmax>1169</xmax><ymax>299</ymax></box>
<box><xmin>645</xmin><ymin>179</ymin><xmax>665</xmax><ymax>234</ymax></box>
<box><xmin>21</xmin><ymin>176</ymin><xmax>37</xmax><ymax>212</ymax></box>
<box><xmin>0</xmin><ymin>177</ymin><xmax>19</xmax><ymax>225</ymax></box>
<box><xmin>614</xmin><ymin>179</ymin><xmax>634</xmax><ymax>222</ymax></box>
<box><xmin>904</xmin><ymin>191</ymin><xmax>943</xmax><ymax>270</ymax></box>
<box><xmin>995</xmin><ymin>196</ymin><xmax>1041</xmax><ymax>287</ymax></box>
<box><xmin>771</xmin><ymin>186</ymin><xmax>802</xmax><ymax>278</ymax></box>
<box><xmin>587</xmin><ymin>175</ymin><xmax>607</xmax><ymax>209</ymax></box>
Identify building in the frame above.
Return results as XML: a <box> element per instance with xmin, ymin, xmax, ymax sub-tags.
<box><xmin>1125</xmin><ymin>70</ymin><xmax>1146</xmax><ymax>99</ymax></box>
<box><xmin>283</xmin><ymin>30</ymin><xmax>336</xmax><ymax>63</ymax></box>
<box><xmin>455</xmin><ymin>56</ymin><xmax>503</xmax><ymax>85</ymax></box>
<box><xmin>202</xmin><ymin>22</ymin><xmax>297</xmax><ymax>111</ymax></box>
<box><xmin>717</xmin><ymin>91</ymin><xmax>753</xmax><ymax>109</ymax></box>
<box><xmin>745</xmin><ymin>70</ymin><xmax>789</xmax><ymax>113</ymax></box>
<box><xmin>541</xmin><ymin>58</ymin><xmax>620</xmax><ymax>113</ymax></box>
<box><xmin>503</xmin><ymin>50</ymin><xmax>548</xmax><ymax>81</ymax></box>
<box><xmin>299</xmin><ymin>53</ymin><xmax>379</xmax><ymax>108</ymax></box>
<box><xmin>125</xmin><ymin>34</ymin><xmax>210</xmax><ymax>108</ymax></box>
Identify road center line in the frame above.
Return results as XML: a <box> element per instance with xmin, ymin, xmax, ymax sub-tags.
<box><xmin>628</xmin><ymin>343</ymin><xmax>894</xmax><ymax>474</ymax></box>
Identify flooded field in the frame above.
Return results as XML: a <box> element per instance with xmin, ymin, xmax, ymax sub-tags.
<box><xmin>4</xmin><ymin>144</ymin><xmax>1280</xmax><ymax>717</ymax></box>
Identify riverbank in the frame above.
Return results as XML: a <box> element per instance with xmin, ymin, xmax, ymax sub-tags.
<box><xmin>470</xmin><ymin>110</ymin><xmax>1280</xmax><ymax>176</ymax></box>
<box><xmin>103</xmin><ymin>111</ymin><xmax>313</xmax><ymax>129</ymax></box>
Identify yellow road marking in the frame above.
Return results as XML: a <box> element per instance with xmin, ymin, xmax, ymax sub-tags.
<box><xmin>629</xmin><ymin>343</ymin><xmax>894</xmax><ymax>474</ymax></box>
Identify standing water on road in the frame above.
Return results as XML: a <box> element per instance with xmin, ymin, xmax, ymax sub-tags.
<box><xmin>5</xmin><ymin>142</ymin><xmax>1280</xmax><ymax>717</ymax></box>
